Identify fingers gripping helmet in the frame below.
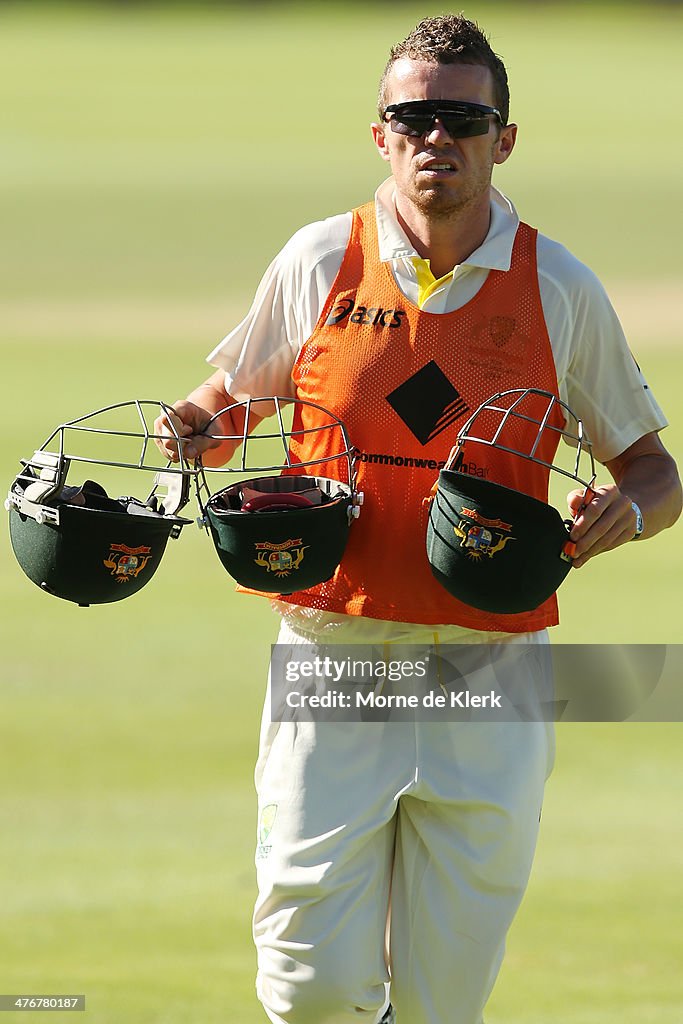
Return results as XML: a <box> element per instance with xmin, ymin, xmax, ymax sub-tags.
<box><xmin>426</xmin><ymin>389</ymin><xmax>596</xmax><ymax>614</ymax></box>
<box><xmin>6</xmin><ymin>401</ymin><xmax>193</xmax><ymax>607</ymax></box>
<box><xmin>196</xmin><ymin>397</ymin><xmax>363</xmax><ymax>594</ymax></box>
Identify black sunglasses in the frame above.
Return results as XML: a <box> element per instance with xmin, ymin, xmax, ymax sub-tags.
<box><xmin>383</xmin><ymin>100</ymin><xmax>504</xmax><ymax>139</ymax></box>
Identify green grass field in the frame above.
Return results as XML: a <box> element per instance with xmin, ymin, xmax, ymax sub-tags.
<box><xmin>1</xmin><ymin>4</ymin><xmax>682</xmax><ymax>1022</ymax></box>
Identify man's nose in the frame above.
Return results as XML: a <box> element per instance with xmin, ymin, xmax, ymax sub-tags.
<box><xmin>424</xmin><ymin>118</ymin><xmax>455</xmax><ymax>145</ymax></box>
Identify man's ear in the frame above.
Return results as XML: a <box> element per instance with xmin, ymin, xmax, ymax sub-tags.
<box><xmin>371</xmin><ymin>122</ymin><xmax>392</xmax><ymax>163</ymax></box>
<box><xmin>494</xmin><ymin>122</ymin><xmax>517</xmax><ymax>166</ymax></box>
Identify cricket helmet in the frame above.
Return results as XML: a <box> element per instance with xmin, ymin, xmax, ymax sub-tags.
<box><xmin>196</xmin><ymin>397</ymin><xmax>362</xmax><ymax>594</ymax></box>
<box><xmin>6</xmin><ymin>401</ymin><xmax>193</xmax><ymax>607</ymax></box>
<box><xmin>426</xmin><ymin>389</ymin><xmax>596</xmax><ymax>614</ymax></box>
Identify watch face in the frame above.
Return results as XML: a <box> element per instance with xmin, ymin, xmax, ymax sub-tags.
<box><xmin>632</xmin><ymin>501</ymin><xmax>644</xmax><ymax>538</ymax></box>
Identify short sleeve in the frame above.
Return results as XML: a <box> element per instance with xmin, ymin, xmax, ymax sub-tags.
<box><xmin>537</xmin><ymin>236</ymin><xmax>668</xmax><ymax>464</ymax></box>
<box><xmin>206</xmin><ymin>214</ymin><xmax>352</xmax><ymax>400</ymax></box>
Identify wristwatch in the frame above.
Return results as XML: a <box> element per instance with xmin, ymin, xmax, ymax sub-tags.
<box><xmin>631</xmin><ymin>501</ymin><xmax>644</xmax><ymax>539</ymax></box>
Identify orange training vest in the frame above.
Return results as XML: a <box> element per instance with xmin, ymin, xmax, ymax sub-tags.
<box><xmin>277</xmin><ymin>202</ymin><xmax>562</xmax><ymax>630</ymax></box>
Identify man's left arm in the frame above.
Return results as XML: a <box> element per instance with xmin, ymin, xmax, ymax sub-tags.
<box><xmin>566</xmin><ymin>432</ymin><xmax>682</xmax><ymax>568</ymax></box>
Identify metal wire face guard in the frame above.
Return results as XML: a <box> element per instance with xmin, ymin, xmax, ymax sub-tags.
<box><xmin>447</xmin><ymin>388</ymin><xmax>596</xmax><ymax>488</ymax></box>
<box><xmin>426</xmin><ymin>389</ymin><xmax>597</xmax><ymax>615</ymax></box>
<box><xmin>6</xmin><ymin>401</ymin><xmax>195</xmax><ymax>606</ymax></box>
<box><xmin>194</xmin><ymin>397</ymin><xmax>363</xmax><ymax>594</ymax></box>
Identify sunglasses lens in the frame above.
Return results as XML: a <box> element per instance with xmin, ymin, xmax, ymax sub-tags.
<box><xmin>390</xmin><ymin>115</ymin><xmax>431</xmax><ymax>137</ymax></box>
<box><xmin>442</xmin><ymin>117</ymin><xmax>491</xmax><ymax>138</ymax></box>
<box><xmin>387</xmin><ymin>102</ymin><xmax>499</xmax><ymax>139</ymax></box>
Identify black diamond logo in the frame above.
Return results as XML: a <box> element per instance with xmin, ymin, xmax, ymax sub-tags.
<box><xmin>386</xmin><ymin>361</ymin><xmax>469</xmax><ymax>445</ymax></box>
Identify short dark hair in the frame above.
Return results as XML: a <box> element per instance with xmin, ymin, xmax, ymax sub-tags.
<box><xmin>378</xmin><ymin>15</ymin><xmax>510</xmax><ymax>125</ymax></box>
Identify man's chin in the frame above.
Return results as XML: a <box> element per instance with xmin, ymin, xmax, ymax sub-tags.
<box><xmin>413</xmin><ymin>187</ymin><xmax>472</xmax><ymax>219</ymax></box>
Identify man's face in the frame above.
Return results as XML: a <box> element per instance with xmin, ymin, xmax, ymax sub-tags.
<box><xmin>371</xmin><ymin>59</ymin><xmax>517</xmax><ymax>220</ymax></box>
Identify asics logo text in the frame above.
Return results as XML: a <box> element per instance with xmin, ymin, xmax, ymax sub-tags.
<box><xmin>326</xmin><ymin>298</ymin><xmax>405</xmax><ymax>329</ymax></box>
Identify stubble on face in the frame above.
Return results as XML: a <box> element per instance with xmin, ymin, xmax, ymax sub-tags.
<box><xmin>405</xmin><ymin>137</ymin><xmax>499</xmax><ymax>222</ymax></box>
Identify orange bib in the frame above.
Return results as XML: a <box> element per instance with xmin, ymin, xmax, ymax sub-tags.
<box><xmin>278</xmin><ymin>202</ymin><xmax>562</xmax><ymax>630</ymax></box>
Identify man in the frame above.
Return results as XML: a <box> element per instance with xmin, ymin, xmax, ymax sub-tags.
<box><xmin>156</xmin><ymin>16</ymin><xmax>681</xmax><ymax>1024</ymax></box>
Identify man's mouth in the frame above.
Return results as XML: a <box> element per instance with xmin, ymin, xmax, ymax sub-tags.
<box><xmin>418</xmin><ymin>161</ymin><xmax>457</xmax><ymax>175</ymax></box>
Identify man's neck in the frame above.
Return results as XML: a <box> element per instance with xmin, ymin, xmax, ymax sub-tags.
<box><xmin>394</xmin><ymin>194</ymin><xmax>491</xmax><ymax>279</ymax></box>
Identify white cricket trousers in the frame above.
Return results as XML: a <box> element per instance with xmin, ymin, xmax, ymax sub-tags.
<box><xmin>254</xmin><ymin>615</ymin><xmax>554</xmax><ymax>1024</ymax></box>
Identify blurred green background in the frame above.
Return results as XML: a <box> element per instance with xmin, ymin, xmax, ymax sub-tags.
<box><xmin>1</xmin><ymin>3</ymin><xmax>681</xmax><ymax>1022</ymax></box>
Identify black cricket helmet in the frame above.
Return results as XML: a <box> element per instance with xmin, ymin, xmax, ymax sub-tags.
<box><xmin>195</xmin><ymin>397</ymin><xmax>362</xmax><ymax>594</ymax></box>
<box><xmin>6</xmin><ymin>401</ymin><xmax>194</xmax><ymax>607</ymax></box>
<box><xmin>426</xmin><ymin>389</ymin><xmax>596</xmax><ymax>614</ymax></box>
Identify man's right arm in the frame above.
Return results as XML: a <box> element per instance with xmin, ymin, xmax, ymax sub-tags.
<box><xmin>153</xmin><ymin>369</ymin><xmax>263</xmax><ymax>467</ymax></box>
<box><xmin>155</xmin><ymin>214</ymin><xmax>352</xmax><ymax>467</ymax></box>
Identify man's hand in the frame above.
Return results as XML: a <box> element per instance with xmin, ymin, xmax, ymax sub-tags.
<box><xmin>153</xmin><ymin>372</ymin><xmax>259</xmax><ymax>468</ymax></box>
<box><xmin>153</xmin><ymin>400</ymin><xmax>221</xmax><ymax>463</ymax></box>
<box><xmin>565</xmin><ymin>483</ymin><xmax>637</xmax><ymax>568</ymax></box>
<box><xmin>566</xmin><ymin>431</ymin><xmax>682</xmax><ymax>568</ymax></box>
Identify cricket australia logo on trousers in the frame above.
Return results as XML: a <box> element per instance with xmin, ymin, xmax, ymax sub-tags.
<box><xmin>254</xmin><ymin>538</ymin><xmax>308</xmax><ymax>578</ymax></box>
<box><xmin>257</xmin><ymin>803</ymin><xmax>277</xmax><ymax>860</ymax></box>
<box><xmin>454</xmin><ymin>508</ymin><xmax>516</xmax><ymax>560</ymax></box>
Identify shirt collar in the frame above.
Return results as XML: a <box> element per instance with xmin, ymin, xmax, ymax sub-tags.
<box><xmin>374</xmin><ymin>176</ymin><xmax>520</xmax><ymax>272</ymax></box>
